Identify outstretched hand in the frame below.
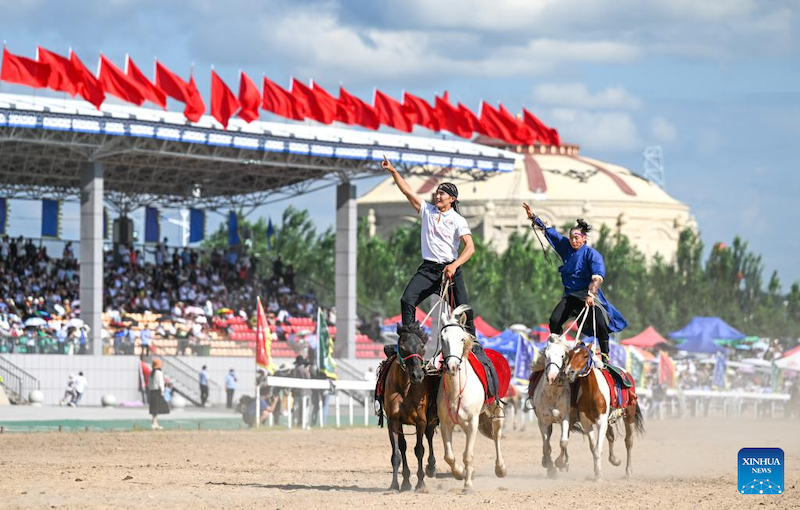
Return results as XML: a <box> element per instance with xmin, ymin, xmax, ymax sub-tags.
<box><xmin>381</xmin><ymin>155</ymin><xmax>395</xmax><ymax>173</ymax></box>
<box><xmin>522</xmin><ymin>202</ymin><xmax>534</xmax><ymax>220</ymax></box>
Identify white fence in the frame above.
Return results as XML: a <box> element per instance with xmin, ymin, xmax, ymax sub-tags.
<box><xmin>261</xmin><ymin>376</ymin><xmax>794</xmax><ymax>429</ymax></box>
<box><xmin>263</xmin><ymin>376</ymin><xmax>374</xmax><ymax>429</ymax></box>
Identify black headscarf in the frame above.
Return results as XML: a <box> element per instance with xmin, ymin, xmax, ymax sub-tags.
<box><xmin>437</xmin><ymin>182</ymin><xmax>460</xmax><ymax>213</ymax></box>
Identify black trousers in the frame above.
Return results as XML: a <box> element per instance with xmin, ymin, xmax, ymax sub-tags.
<box><xmin>200</xmin><ymin>384</ymin><xmax>209</xmax><ymax>406</ymax></box>
<box><xmin>226</xmin><ymin>389</ymin><xmax>235</xmax><ymax>409</ymax></box>
<box><xmin>549</xmin><ymin>295</ymin><xmax>610</xmax><ymax>357</ymax></box>
<box><xmin>401</xmin><ymin>260</ymin><xmax>474</xmax><ymax>335</ymax></box>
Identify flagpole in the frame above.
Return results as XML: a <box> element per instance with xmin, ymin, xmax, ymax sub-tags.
<box><xmin>255</xmin><ymin>296</ymin><xmax>261</xmax><ymax>429</ymax></box>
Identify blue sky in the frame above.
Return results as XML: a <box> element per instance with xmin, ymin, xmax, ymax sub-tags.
<box><xmin>1</xmin><ymin>0</ymin><xmax>798</xmax><ymax>286</ymax></box>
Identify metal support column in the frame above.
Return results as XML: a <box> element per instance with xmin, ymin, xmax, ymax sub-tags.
<box><xmin>334</xmin><ymin>183</ymin><xmax>356</xmax><ymax>360</ymax></box>
<box><xmin>80</xmin><ymin>162</ymin><xmax>104</xmax><ymax>355</ymax></box>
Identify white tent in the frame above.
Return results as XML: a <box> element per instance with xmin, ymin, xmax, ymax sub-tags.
<box><xmin>775</xmin><ymin>350</ymin><xmax>800</xmax><ymax>371</ymax></box>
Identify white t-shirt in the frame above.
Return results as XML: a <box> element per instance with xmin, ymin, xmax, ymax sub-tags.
<box><xmin>420</xmin><ymin>202</ymin><xmax>471</xmax><ymax>263</ymax></box>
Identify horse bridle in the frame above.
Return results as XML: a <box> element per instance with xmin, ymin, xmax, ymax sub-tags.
<box><xmin>396</xmin><ymin>337</ymin><xmax>425</xmax><ymax>374</ymax></box>
<box><xmin>573</xmin><ymin>343</ymin><xmax>596</xmax><ymax>378</ymax></box>
<box><xmin>440</xmin><ymin>323</ymin><xmax>466</xmax><ymax>369</ymax></box>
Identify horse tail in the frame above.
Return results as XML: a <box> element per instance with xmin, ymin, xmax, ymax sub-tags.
<box><xmin>633</xmin><ymin>403</ymin><xmax>645</xmax><ymax>436</ymax></box>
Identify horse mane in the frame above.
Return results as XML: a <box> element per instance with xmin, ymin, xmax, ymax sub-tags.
<box><xmin>461</xmin><ymin>330</ymin><xmax>476</xmax><ymax>357</ymax></box>
<box><xmin>396</xmin><ymin>321</ymin><xmax>428</xmax><ymax>344</ymax></box>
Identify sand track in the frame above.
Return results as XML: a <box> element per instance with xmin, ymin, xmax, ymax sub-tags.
<box><xmin>1</xmin><ymin>417</ymin><xmax>797</xmax><ymax>509</ymax></box>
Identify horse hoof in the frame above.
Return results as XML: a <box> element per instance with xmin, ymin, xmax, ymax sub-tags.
<box><xmin>594</xmin><ymin>474</ymin><xmax>603</xmax><ymax>483</ymax></box>
<box><xmin>425</xmin><ymin>464</ymin><xmax>437</xmax><ymax>478</ymax></box>
<box><xmin>415</xmin><ymin>485</ymin><xmax>428</xmax><ymax>494</ymax></box>
<box><xmin>400</xmin><ymin>482</ymin><xmax>412</xmax><ymax>492</ymax></box>
<box><xmin>387</xmin><ymin>483</ymin><xmax>400</xmax><ymax>493</ymax></box>
<box><xmin>495</xmin><ymin>464</ymin><xmax>508</xmax><ymax>478</ymax></box>
<box><xmin>461</xmin><ymin>486</ymin><xmax>475</xmax><ymax>495</ymax></box>
<box><xmin>554</xmin><ymin>458</ymin><xmax>566</xmax><ymax>469</ymax></box>
<box><xmin>547</xmin><ymin>466</ymin><xmax>557</xmax><ymax>478</ymax></box>
<box><xmin>452</xmin><ymin>466</ymin><xmax>465</xmax><ymax>481</ymax></box>
<box><xmin>541</xmin><ymin>457</ymin><xmax>552</xmax><ymax>468</ymax></box>
<box><xmin>625</xmin><ymin>470</ymin><xmax>633</xmax><ymax>479</ymax></box>
<box><xmin>609</xmin><ymin>457</ymin><xmax>621</xmax><ymax>467</ymax></box>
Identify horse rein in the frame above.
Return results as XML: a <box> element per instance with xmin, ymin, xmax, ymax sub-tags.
<box><xmin>574</xmin><ymin>342</ymin><xmax>596</xmax><ymax>378</ymax></box>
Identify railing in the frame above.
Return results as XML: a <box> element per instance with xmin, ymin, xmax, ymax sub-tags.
<box><xmin>159</xmin><ymin>356</ymin><xmax>221</xmax><ymax>407</ymax></box>
<box><xmin>263</xmin><ymin>376</ymin><xmax>374</xmax><ymax>429</ymax></box>
<box><xmin>0</xmin><ymin>355</ymin><xmax>40</xmax><ymax>404</ymax></box>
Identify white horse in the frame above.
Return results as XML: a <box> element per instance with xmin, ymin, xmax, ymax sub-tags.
<box><xmin>437</xmin><ymin>304</ymin><xmax>507</xmax><ymax>492</ymax></box>
<box><xmin>530</xmin><ymin>334</ymin><xmax>572</xmax><ymax>477</ymax></box>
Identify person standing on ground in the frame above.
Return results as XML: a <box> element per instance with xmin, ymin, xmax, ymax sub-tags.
<box><xmin>199</xmin><ymin>365</ymin><xmax>210</xmax><ymax>407</ymax></box>
<box><xmin>73</xmin><ymin>371</ymin><xmax>87</xmax><ymax>405</ymax></box>
<box><xmin>225</xmin><ymin>368</ymin><xmax>237</xmax><ymax>409</ymax></box>
<box><xmin>148</xmin><ymin>358</ymin><xmax>170</xmax><ymax>429</ymax></box>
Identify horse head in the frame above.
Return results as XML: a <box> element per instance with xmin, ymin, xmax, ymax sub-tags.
<box><xmin>396</xmin><ymin>321</ymin><xmax>428</xmax><ymax>384</ymax></box>
<box><xmin>544</xmin><ymin>334</ymin><xmax>569</xmax><ymax>385</ymax></box>
<box><xmin>565</xmin><ymin>341</ymin><xmax>594</xmax><ymax>383</ymax></box>
<box><xmin>440</xmin><ymin>304</ymin><xmax>472</xmax><ymax>376</ymax></box>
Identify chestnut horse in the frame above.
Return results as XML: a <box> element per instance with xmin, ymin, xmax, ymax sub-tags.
<box><xmin>565</xmin><ymin>340</ymin><xmax>644</xmax><ymax>480</ymax></box>
<box><xmin>383</xmin><ymin>322</ymin><xmax>438</xmax><ymax>492</ymax></box>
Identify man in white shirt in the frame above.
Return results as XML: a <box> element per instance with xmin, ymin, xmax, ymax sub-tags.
<box><xmin>381</xmin><ymin>156</ymin><xmax>476</xmax><ymax>335</ymax></box>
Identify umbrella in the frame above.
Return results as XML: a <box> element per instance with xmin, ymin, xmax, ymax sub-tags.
<box><xmin>217</xmin><ymin>308</ymin><xmax>233</xmax><ymax>315</ymax></box>
<box><xmin>194</xmin><ymin>315</ymin><xmax>208</xmax><ymax>324</ymax></box>
<box><xmin>24</xmin><ymin>317</ymin><xmax>47</xmax><ymax>327</ymax></box>
<box><xmin>66</xmin><ymin>318</ymin><xmax>84</xmax><ymax>328</ymax></box>
<box><xmin>185</xmin><ymin>306</ymin><xmax>205</xmax><ymax>316</ymax></box>
<box><xmin>36</xmin><ymin>311</ymin><xmax>51</xmax><ymax>319</ymax></box>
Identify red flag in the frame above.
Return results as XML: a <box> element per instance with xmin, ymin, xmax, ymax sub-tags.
<box><xmin>255</xmin><ymin>297</ymin><xmax>274</xmax><ymax>371</ymax></box>
<box><xmin>310</xmin><ymin>81</ymin><xmax>340</xmax><ymax>124</ymax></box>
<box><xmin>98</xmin><ymin>55</ymin><xmax>145</xmax><ymax>105</ymax></box>
<box><xmin>458</xmin><ymin>103</ymin><xmax>485</xmax><ymax>137</ymax></box>
<box><xmin>337</xmin><ymin>86</ymin><xmax>379</xmax><ymax>129</ymax></box>
<box><xmin>155</xmin><ymin>61</ymin><xmax>205</xmax><ymax>122</ymax></box>
<box><xmin>480</xmin><ymin>101</ymin><xmax>521</xmax><ymax>144</ymax></box>
<box><xmin>434</xmin><ymin>93</ymin><xmax>471</xmax><ymax>138</ymax></box>
<box><xmin>291</xmin><ymin>78</ymin><xmax>334</xmax><ymax>124</ymax></box>
<box><xmin>69</xmin><ymin>51</ymin><xmax>105</xmax><ymax>109</ymax></box>
<box><xmin>125</xmin><ymin>56</ymin><xmax>166</xmax><ymax>109</ymax></box>
<box><xmin>522</xmin><ymin>108</ymin><xmax>560</xmax><ymax>146</ymax></box>
<box><xmin>237</xmin><ymin>71</ymin><xmax>260</xmax><ymax>123</ymax></box>
<box><xmin>36</xmin><ymin>47</ymin><xmax>78</xmax><ymax>96</ymax></box>
<box><xmin>374</xmin><ymin>89</ymin><xmax>412</xmax><ymax>132</ymax></box>
<box><xmin>210</xmin><ymin>70</ymin><xmax>240</xmax><ymax>129</ymax></box>
<box><xmin>261</xmin><ymin>76</ymin><xmax>303</xmax><ymax>120</ymax></box>
<box><xmin>499</xmin><ymin>103</ymin><xmax>535</xmax><ymax>144</ymax></box>
<box><xmin>403</xmin><ymin>92</ymin><xmax>439</xmax><ymax>131</ymax></box>
<box><xmin>1</xmin><ymin>47</ymin><xmax>50</xmax><ymax>88</ymax></box>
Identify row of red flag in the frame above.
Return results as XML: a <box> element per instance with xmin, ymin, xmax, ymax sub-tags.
<box><xmin>0</xmin><ymin>46</ymin><xmax>560</xmax><ymax>146</ymax></box>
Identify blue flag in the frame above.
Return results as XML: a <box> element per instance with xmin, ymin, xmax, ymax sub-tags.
<box><xmin>189</xmin><ymin>208</ymin><xmax>205</xmax><ymax>243</ymax></box>
<box><xmin>228</xmin><ymin>210</ymin><xmax>240</xmax><ymax>246</ymax></box>
<box><xmin>266</xmin><ymin>218</ymin><xmax>275</xmax><ymax>251</ymax></box>
<box><xmin>41</xmin><ymin>199</ymin><xmax>60</xmax><ymax>238</ymax></box>
<box><xmin>513</xmin><ymin>333</ymin><xmax>534</xmax><ymax>381</ymax></box>
<box><xmin>144</xmin><ymin>207</ymin><xmax>159</xmax><ymax>243</ymax></box>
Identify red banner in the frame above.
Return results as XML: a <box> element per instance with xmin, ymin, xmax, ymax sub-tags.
<box><xmin>255</xmin><ymin>297</ymin><xmax>273</xmax><ymax>371</ymax></box>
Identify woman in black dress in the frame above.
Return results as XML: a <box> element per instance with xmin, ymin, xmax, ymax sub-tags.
<box><xmin>148</xmin><ymin>358</ymin><xmax>170</xmax><ymax>429</ymax></box>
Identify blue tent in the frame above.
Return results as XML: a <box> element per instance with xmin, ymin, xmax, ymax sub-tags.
<box><xmin>674</xmin><ymin>330</ymin><xmax>727</xmax><ymax>353</ymax></box>
<box><xmin>668</xmin><ymin>316</ymin><xmax>745</xmax><ymax>342</ymax></box>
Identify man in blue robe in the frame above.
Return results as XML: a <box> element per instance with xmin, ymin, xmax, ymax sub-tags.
<box><xmin>523</xmin><ymin>204</ymin><xmax>627</xmax><ymax>365</ymax></box>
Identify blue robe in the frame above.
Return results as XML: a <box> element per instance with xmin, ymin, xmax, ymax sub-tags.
<box><xmin>543</xmin><ymin>226</ymin><xmax>628</xmax><ymax>333</ymax></box>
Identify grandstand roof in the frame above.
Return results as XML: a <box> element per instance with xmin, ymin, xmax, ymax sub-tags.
<box><xmin>0</xmin><ymin>92</ymin><xmax>516</xmax><ymax>208</ymax></box>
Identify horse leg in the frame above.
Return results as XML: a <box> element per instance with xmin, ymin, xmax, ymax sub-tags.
<box><xmin>462</xmin><ymin>415</ymin><xmax>479</xmax><ymax>493</ymax></box>
<box><xmin>441</xmin><ymin>422</ymin><xmax>464</xmax><ymax>480</ymax></box>
<box><xmin>424</xmin><ymin>423</ymin><xmax>437</xmax><ymax>478</ymax></box>
<box><xmin>387</xmin><ymin>422</ymin><xmax>401</xmax><ymax>491</ymax></box>
<box><xmin>398</xmin><ymin>430</ymin><xmax>412</xmax><ymax>492</ymax></box>
<box><xmin>538</xmin><ymin>416</ymin><xmax>555</xmax><ymax>477</ymax></box>
<box><xmin>554</xmin><ymin>414</ymin><xmax>570</xmax><ymax>472</ymax></box>
<box><xmin>593</xmin><ymin>415</ymin><xmax>608</xmax><ymax>481</ymax></box>
<box><xmin>414</xmin><ymin>423</ymin><xmax>427</xmax><ymax>492</ymax></box>
<box><xmin>606</xmin><ymin>424</ymin><xmax>621</xmax><ymax>466</ymax></box>
<box><xmin>491</xmin><ymin>405</ymin><xmax>507</xmax><ymax>478</ymax></box>
<box><xmin>624</xmin><ymin>406</ymin><xmax>636</xmax><ymax>478</ymax></box>
<box><xmin>582</xmin><ymin>414</ymin><xmax>601</xmax><ymax>481</ymax></box>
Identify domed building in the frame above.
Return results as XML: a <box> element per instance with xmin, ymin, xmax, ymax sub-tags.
<box><xmin>358</xmin><ymin>141</ymin><xmax>695</xmax><ymax>261</ymax></box>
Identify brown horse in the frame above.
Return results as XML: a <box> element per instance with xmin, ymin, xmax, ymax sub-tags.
<box><xmin>383</xmin><ymin>322</ymin><xmax>438</xmax><ymax>492</ymax></box>
<box><xmin>565</xmin><ymin>341</ymin><xmax>644</xmax><ymax>480</ymax></box>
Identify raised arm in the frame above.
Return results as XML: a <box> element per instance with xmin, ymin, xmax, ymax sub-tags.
<box><xmin>381</xmin><ymin>155</ymin><xmax>423</xmax><ymax>213</ymax></box>
<box><xmin>522</xmin><ymin>203</ymin><xmax>570</xmax><ymax>260</ymax></box>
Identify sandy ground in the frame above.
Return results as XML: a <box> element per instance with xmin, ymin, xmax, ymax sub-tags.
<box><xmin>1</xmin><ymin>417</ymin><xmax>797</xmax><ymax>509</ymax></box>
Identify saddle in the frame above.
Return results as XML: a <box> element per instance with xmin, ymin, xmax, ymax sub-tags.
<box><xmin>468</xmin><ymin>347</ymin><xmax>510</xmax><ymax>405</ymax></box>
<box><xmin>601</xmin><ymin>368</ymin><xmax>637</xmax><ymax>410</ymax></box>
<box><xmin>374</xmin><ymin>354</ymin><xmax>395</xmax><ymax>427</ymax></box>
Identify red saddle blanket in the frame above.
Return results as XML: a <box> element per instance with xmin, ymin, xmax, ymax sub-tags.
<box><xmin>601</xmin><ymin>369</ymin><xmax>637</xmax><ymax>409</ymax></box>
<box><xmin>468</xmin><ymin>348</ymin><xmax>511</xmax><ymax>405</ymax></box>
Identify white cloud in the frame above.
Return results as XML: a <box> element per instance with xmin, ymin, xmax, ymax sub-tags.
<box><xmin>650</xmin><ymin>117</ymin><xmax>678</xmax><ymax>143</ymax></box>
<box><xmin>532</xmin><ymin>83</ymin><xmax>642</xmax><ymax>110</ymax></box>
<box><xmin>548</xmin><ymin>109</ymin><xmax>641</xmax><ymax>152</ymax></box>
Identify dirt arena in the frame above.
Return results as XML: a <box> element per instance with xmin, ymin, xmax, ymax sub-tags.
<box><xmin>1</xmin><ymin>417</ymin><xmax>797</xmax><ymax>509</ymax></box>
